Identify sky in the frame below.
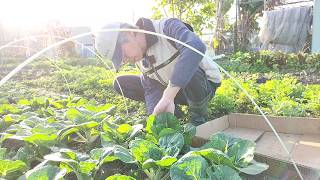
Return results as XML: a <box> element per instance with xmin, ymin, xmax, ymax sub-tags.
<box><xmin>0</xmin><ymin>0</ymin><xmax>155</xmax><ymax>28</ymax></box>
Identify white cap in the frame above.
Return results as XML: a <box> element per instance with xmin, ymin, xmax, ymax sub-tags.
<box><xmin>94</xmin><ymin>22</ymin><xmax>123</xmax><ymax>70</ymax></box>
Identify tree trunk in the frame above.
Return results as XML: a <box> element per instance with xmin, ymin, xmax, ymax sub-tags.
<box><xmin>213</xmin><ymin>0</ymin><xmax>225</xmax><ymax>52</ymax></box>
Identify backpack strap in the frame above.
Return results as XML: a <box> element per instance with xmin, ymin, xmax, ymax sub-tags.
<box><xmin>144</xmin><ymin>52</ymin><xmax>180</xmax><ymax>75</ymax></box>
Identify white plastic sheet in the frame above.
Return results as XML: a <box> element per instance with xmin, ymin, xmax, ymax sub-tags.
<box><xmin>259</xmin><ymin>5</ymin><xmax>312</xmax><ymax>52</ymax></box>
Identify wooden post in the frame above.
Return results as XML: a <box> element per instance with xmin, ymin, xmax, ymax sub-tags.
<box><xmin>214</xmin><ymin>0</ymin><xmax>224</xmax><ymax>51</ymax></box>
<box><xmin>234</xmin><ymin>0</ymin><xmax>239</xmax><ymax>52</ymax></box>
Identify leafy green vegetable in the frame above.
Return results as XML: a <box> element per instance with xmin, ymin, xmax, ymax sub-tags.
<box><xmin>19</xmin><ymin>165</ymin><xmax>66</xmax><ymax>180</ymax></box>
<box><xmin>227</xmin><ymin>140</ymin><xmax>255</xmax><ymax>167</ymax></box>
<box><xmin>129</xmin><ymin>139</ymin><xmax>163</xmax><ymax>163</ymax></box>
<box><xmin>170</xmin><ymin>153</ymin><xmax>208</xmax><ymax>179</ymax></box>
<box><xmin>159</xmin><ymin>133</ymin><xmax>184</xmax><ymax>157</ymax></box>
<box><xmin>0</xmin><ymin>160</ymin><xmax>26</xmax><ymax>177</ymax></box>
<box><xmin>201</xmin><ymin>133</ymin><xmax>240</xmax><ymax>152</ymax></box>
<box><xmin>106</xmin><ymin>174</ymin><xmax>136</xmax><ymax>180</ymax></box>
<box><xmin>44</xmin><ymin>149</ymin><xmax>93</xmax><ymax>179</ymax></box>
<box><xmin>0</xmin><ymin>91</ymin><xmax>270</xmax><ymax>180</ymax></box>
<box><xmin>146</xmin><ymin>113</ymin><xmax>182</xmax><ymax>139</ymax></box>
<box><xmin>237</xmin><ymin>160</ymin><xmax>269</xmax><ymax>175</ymax></box>
<box><xmin>198</xmin><ymin>133</ymin><xmax>268</xmax><ymax>175</ymax></box>
<box><xmin>58</xmin><ymin>121</ymin><xmax>99</xmax><ymax>140</ymax></box>
<box><xmin>182</xmin><ymin>123</ymin><xmax>196</xmax><ymax>147</ymax></box>
<box><xmin>0</xmin><ymin>148</ymin><xmax>6</xmax><ymax>159</ymax></box>
<box><xmin>101</xmin><ymin>122</ymin><xmax>143</xmax><ymax>146</ymax></box>
<box><xmin>90</xmin><ymin>145</ymin><xmax>135</xmax><ymax>164</ymax></box>
<box><xmin>0</xmin><ymin>104</ymin><xmax>20</xmax><ymax>116</ymax></box>
<box><xmin>142</xmin><ymin>156</ymin><xmax>177</xmax><ymax>169</ymax></box>
<box><xmin>117</xmin><ymin>124</ymin><xmax>133</xmax><ymax>134</ymax></box>
<box><xmin>13</xmin><ymin>145</ymin><xmax>38</xmax><ymax>167</ymax></box>
<box><xmin>44</xmin><ymin>152</ymin><xmax>77</xmax><ymax>163</ymax></box>
<box><xmin>206</xmin><ymin>165</ymin><xmax>241</xmax><ymax>180</ymax></box>
<box><xmin>79</xmin><ymin>161</ymin><xmax>96</xmax><ymax>175</ymax></box>
<box><xmin>192</xmin><ymin>148</ymin><xmax>235</xmax><ymax>169</ymax></box>
<box><xmin>23</xmin><ymin>133</ymin><xmax>57</xmax><ymax>147</ymax></box>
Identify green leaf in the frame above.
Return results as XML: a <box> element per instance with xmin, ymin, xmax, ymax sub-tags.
<box><xmin>170</xmin><ymin>153</ymin><xmax>208</xmax><ymax>180</ymax></box>
<box><xmin>182</xmin><ymin>123</ymin><xmax>196</xmax><ymax>146</ymax></box>
<box><xmin>46</xmin><ymin>152</ymin><xmax>91</xmax><ymax>180</ymax></box>
<box><xmin>20</xmin><ymin>116</ymin><xmax>43</xmax><ymax>128</ymax></box>
<box><xmin>0</xmin><ymin>148</ymin><xmax>6</xmax><ymax>159</ymax></box>
<box><xmin>158</xmin><ymin>128</ymin><xmax>176</xmax><ymax>137</ymax></box>
<box><xmin>44</xmin><ymin>152</ymin><xmax>77</xmax><ymax>163</ymax></box>
<box><xmin>159</xmin><ymin>133</ymin><xmax>184</xmax><ymax>157</ymax></box>
<box><xmin>23</xmin><ymin>133</ymin><xmax>57</xmax><ymax>147</ymax></box>
<box><xmin>193</xmin><ymin>148</ymin><xmax>235</xmax><ymax>169</ymax></box>
<box><xmin>90</xmin><ymin>148</ymin><xmax>105</xmax><ymax>161</ymax></box>
<box><xmin>0</xmin><ymin>133</ymin><xmax>13</xmax><ymax>144</ymax></box>
<box><xmin>21</xmin><ymin>112</ymin><xmax>38</xmax><ymax>119</ymax></box>
<box><xmin>79</xmin><ymin>161</ymin><xmax>96</xmax><ymax>174</ymax></box>
<box><xmin>51</xmin><ymin>102</ymin><xmax>64</xmax><ymax>109</ymax></box>
<box><xmin>59</xmin><ymin>162</ymin><xmax>73</xmax><ymax>174</ymax></box>
<box><xmin>31</xmin><ymin>124</ymin><xmax>57</xmax><ymax>134</ymax></box>
<box><xmin>106</xmin><ymin>174</ymin><xmax>136</xmax><ymax>180</ymax></box>
<box><xmin>0</xmin><ymin>104</ymin><xmax>20</xmax><ymax>116</ymax></box>
<box><xmin>19</xmin><ymin>165</ymin><xmax>66</xmax><ymax>180</ymax></box>
<box><xmin>76</xmin><ymin>121</ymin><xmax>100</xmax><ymax>129</ymax></box>
<box><xmin>145</xmin><ymin>115</ymin><xmax>155</xmax><ymax>134</ymax></box>
<box><xmin>13</xmin><ymin>146</ymin><xmax>37</xmax><ymax>167</ymax></box>
<box><xmin>66</xmin><ymin>108</ymin><xmax>81</xmax><ymax>121</ymax></box>
<box><xmin>142</xmin><ymin>156</ymin><xmax>177</xmax><ymax>169</ymax></box>
<box><xmin>129</xmin><ymin>139</ymin><xmax>164</xmax><ymax>163</ymax></box>
<box><xmin>112</xmin><ymin>146</ymin><xmax>136</xmax><ymax>163</ymax></box>
<box><xmin>206</xmin><ymin>165</ymin><xmax>241</xmax><ymax>180</ymax></box>
<box><xmin>3</xmin><ymin>114</ymin><xmax>21</xmax><ymax>123</ymax></box>
<box><xmin>86</xmin><ymin>103</ymin><xmax>113</xmax><ymax>113</ymax></box>
<box><xmin>147</xmin><ymin>113</ymin><xmax>182</xmax><ymax>139</ymax></box>
<box><xmin>128</xmin><ymin>124</ymin><xmax>143</xmax><ymax>140</ymax></box>
<box><xmin>90</xmin><ymin>146</ymin><xmax>135</xmax><ymax>164</ymax></box>
<box><xmin>0</xmin><ymin>160</ymin><xmax>26</xmax><ymax>177</ymax></box>
<box><xmin>100</xmin><ymin>121</ymin><xmax>130</xmax><ymax>145</ymax></box>
<box><xmin>117</xmin><ymin>124</ymin><xmax>133</xmax><ymax>134</ymax></box>
<box><xmin>145</xmin><ymin>134</ymin><xmax>158</xmax><ymax>144</ymax></box>
<box><xmin>66</xmin><ymin>107</ymin><xmax>93</xmax><ymax>124</ymax></box>
<box><xmin>17</xmin><ymin>99</ymin><xmax>31</xmax><ymax>106</ymax></box>
<box><xmin>201</xmin><ymin>133</ymin><xmax>240</xmax><ymax>153</ymax></box>
<box><xmin>60</xmin><ymin>149</ymin><xmax>78</xmax><ymax>161</ymax></box>
<box><xmin>155</xmin><ymin>156</ymin><xmax>177</xmax><ymax>167</ymax></box>
<box><xmin>148</xmin><ymin>147</ymin><xmax>163</xmax><ymax>161</ymax></box>
<box><xmin>59</xmin><ymin>127</ymin><xmax>79</xmax><ymax>140</ymax></box>
<box><xmin>238</xmin><ymin>160</ymin><xmax>269</xmax><ymax>175</ymax></box>
<box><xmin>100</xmin><ymin>132</ymin><xmax>116</xmax><ymax>147</ymax></box>
<box><xmin>58</xmin><ymin>121</ymin><xmax>99</xmax><ymax>140</ymax></box>
<box><xmin>227</xmin><ymin>140</ymin><xmax>255</xmax><ymax>167</ymax></box>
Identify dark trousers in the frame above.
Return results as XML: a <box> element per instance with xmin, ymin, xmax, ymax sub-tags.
<box><xmin>113</xmin><ymin>68</ymin><xmax>220</xmax><ymax>125</ymax></box>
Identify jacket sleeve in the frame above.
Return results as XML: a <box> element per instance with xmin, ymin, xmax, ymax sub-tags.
<box><xmin>163</xmin><ymin>18</ymin><xmax>206</xmax><ymax>88</ymax></box>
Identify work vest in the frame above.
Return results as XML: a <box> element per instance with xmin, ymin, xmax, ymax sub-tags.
<box><xmin>136</xmin><ymin>19</ymin><xmax>222</xmax><ymax>85</ymax></box>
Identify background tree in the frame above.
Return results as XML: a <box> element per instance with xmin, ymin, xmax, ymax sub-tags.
<box><xmin>151</xmin><ymin>0</ymin><xmax>216</xmax><ymax>35</ymax></box>
<box><xmin>213</xmin><ymin>0</ymin><xmax>233</xmax><ymax>52</ymax></box>
<box><xmin>238</xmin><ymin>0</ymin><xmax>264</xmax><ymax>51</ymax></box>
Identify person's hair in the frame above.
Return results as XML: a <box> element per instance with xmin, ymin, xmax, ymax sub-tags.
<box><xmin>118</xmin><ymin>23</ymin><xmax>138</xmax><ymax>44</ymax></box>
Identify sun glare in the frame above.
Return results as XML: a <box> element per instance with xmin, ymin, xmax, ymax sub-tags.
<box><xmin>0</xmin><ymin>0</ymin><xmax>154</xmax><ymax>28</ymax></box>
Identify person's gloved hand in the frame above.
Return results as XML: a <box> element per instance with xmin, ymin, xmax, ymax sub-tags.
<box><xmin>152</xmin><ymin>97</ymin><xmax>175</xmax><ymax>115</ymax></box>
<box><xmin>152</xmin><ymin>86</ymin><xmax>180</xmax><ymax>115</ymax></box>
